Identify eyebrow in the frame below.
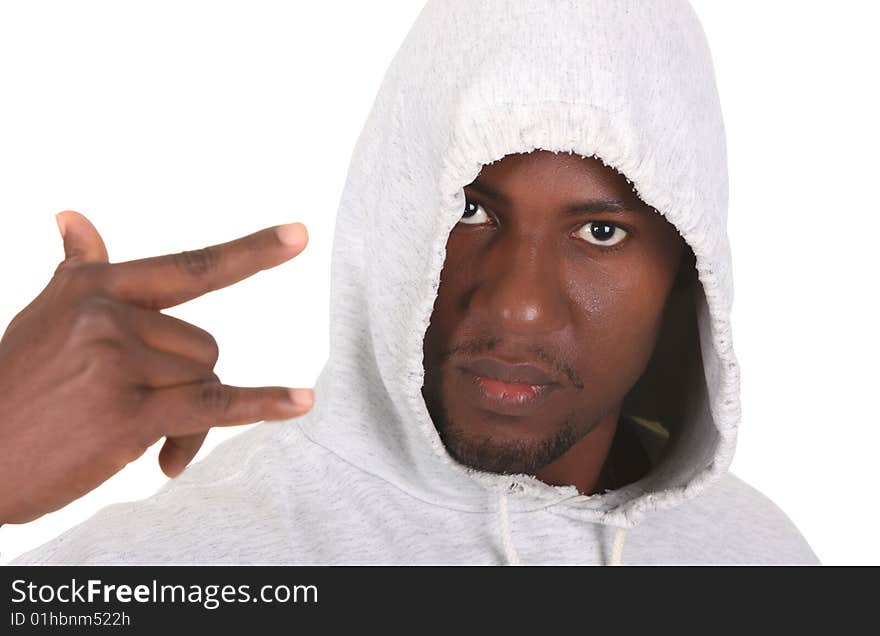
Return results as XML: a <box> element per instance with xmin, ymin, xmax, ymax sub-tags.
<box><xmin>465</xmin><ymin>178</ymin><xmax>640</xmax><ymax>215</ymax></box>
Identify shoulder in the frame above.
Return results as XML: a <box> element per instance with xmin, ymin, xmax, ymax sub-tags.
<box><xmin>10</xmin><ymin>422</ymin><xmax>328</xmax><ymax>565</ymax></box>
<box><xmin>662</xmin><ymin>470</ymin><xmax>821</xmax><ymax>565</ymax></box>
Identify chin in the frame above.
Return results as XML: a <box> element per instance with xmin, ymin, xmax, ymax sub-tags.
<box><xmin>422</xmin><ymin>365</ymin><xmax>596</xmax><ymax>476</ymax></box>
<box><xmin>432</xmin><ymin>407</ymin><xmax>582</xmax><ymax>476</ymax></box>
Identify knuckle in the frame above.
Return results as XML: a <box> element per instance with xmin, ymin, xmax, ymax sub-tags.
<box><xmin>197</xmin><ymin>376</ymin><xmax>231</xmax><ymax>413</ymax></box>
<box><xmin>203</xmin><ymin>332</ymin><xmax>220</xmax><ymax>366</ymax></box>
<box><xmin>69</xmin><ymin>296</ymin><xmax>127</xmax><ymax>341</ymax></box>
<box><xmin>53</xmin><ymin>261</ymin><xmax>107</xmax><ymax>294</ymax></box>
<box><xmin>170</xmin><ymin>247</ymin><xmax>218</xmax><ymax>278</ymax></box>
<box><xmin>67</xmin><ymin>337</ymin><xmax>131</xmax><ymax>389</ymax></box>
<box><xmin>123</xmin><ymin>387</ymin><xmax>161</xmax><ymax>450</ymax></box>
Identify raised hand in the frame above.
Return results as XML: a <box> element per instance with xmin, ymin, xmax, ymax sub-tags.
<box><xmin>0</xmin><ymin>211</ymin><xmax>314</xmax><ymax>524</ymax></box>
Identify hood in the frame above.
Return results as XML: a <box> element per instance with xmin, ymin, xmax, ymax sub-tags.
<box><xmin>296</xmin><ymin>0</ymin><xmax>739</xmax><ymax>563</ymax></box>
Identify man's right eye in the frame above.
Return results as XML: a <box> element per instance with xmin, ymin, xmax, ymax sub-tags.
<box><xmin>460</xmin><ymin>199</ymin><xmax>491</xmax><ymax>225</ymax></box>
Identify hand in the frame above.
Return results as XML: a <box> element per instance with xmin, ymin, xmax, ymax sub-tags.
<box><xmin>0</xmin><ymin>211</ymin><xmax>314</xmax><ymax>524</ymax></box>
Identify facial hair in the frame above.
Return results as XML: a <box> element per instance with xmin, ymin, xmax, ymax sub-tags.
<box><xmin>421</xmin><ymin>379</ymin><xmax>596</xmax><ymax>475</ymax></box>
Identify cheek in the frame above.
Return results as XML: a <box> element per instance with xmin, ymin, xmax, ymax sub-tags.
<box><xmin>568</xmin><ymin>262</ymin><xmax>672</xmax><ymax>385</ymax></box>
<box><xmin>436</xmin><ymin>237</ymin><xmax>482</xmax><ymax>313</ymax></box>
<box><xmin>422</xmin><ymin>245</ymin><xmax>473</xmax><ymax>362</ymax></box>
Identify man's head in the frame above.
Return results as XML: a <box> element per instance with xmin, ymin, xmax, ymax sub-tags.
<box><xmin>421</xmin><ymin>150</ymin><xmax>692</xmax><ymax>478</ymax></box>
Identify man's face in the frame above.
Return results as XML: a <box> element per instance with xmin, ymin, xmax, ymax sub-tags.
<box><xmin>421</xmin><ymin>150</ymin><xmax>687</xmax><ymax>476</ymax></box>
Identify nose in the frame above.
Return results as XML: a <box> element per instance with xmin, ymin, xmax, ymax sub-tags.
<box><xmin>470</xmin><ymin>233</ymin><xmax>570</xmax><ymax>335</ymax></box>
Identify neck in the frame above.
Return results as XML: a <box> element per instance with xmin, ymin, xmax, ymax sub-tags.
<box><xmin>534</xmin><ymin>405</ymin><xmax>622</xmax><ymax>495</ymax></box>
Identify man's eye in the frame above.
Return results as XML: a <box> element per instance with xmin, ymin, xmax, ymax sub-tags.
<box><xmin>576</xmin><ymin>221</ymin><xmax>629</xmax><ymax>247</ymax></box>
<box><xmin>460</xmin><ymin>199</ymin><xmax>491</xmax><ymax>225</ymax></box>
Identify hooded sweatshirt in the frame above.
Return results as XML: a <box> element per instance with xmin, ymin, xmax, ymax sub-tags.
<box><xmin>11</xmin><ymin>0</ymin><xmax>819</xmax><ymax>566</ymax></box>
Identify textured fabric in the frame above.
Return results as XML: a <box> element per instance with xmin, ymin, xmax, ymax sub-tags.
<box><xmin>11</xmin><ymin>0</ymin><xmax>818</xmax><ymax>565</ymax></box>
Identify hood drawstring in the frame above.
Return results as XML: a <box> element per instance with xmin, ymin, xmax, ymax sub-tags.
<box><xmin>497</xmin><ymin>490</ymin><xmax>521</xmax><ymax>565</ymax></box>
<box><xmin>497</xmin><ymin>490</ymin><xmax>629</xmax><ymax>566</ymax></box>
<box><xmin>610</xmin><ymin>527</ymin><xmax>628</xmax><ymax>566</ymax></box>
<box><xmin>498</xmin><ymin>491</ymin><xmax>626</xmax><ymax>565</ymax></box>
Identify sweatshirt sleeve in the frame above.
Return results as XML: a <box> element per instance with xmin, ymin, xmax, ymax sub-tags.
<box><xmin>715</xmin><ymin>472</ymin><xmax>821</xmax><ymax>565</ymax></box>
<box><xmin>6</xmin><ymin>472</ymin><xmax>236</xmax><ymax>565</ymax></box>
<box><xmin>9</xmin><ymin>425</ymin><xmax>294</xmax><ymax>565</ymax></box>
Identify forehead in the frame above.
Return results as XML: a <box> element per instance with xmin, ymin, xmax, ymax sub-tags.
<box><xmin>468</xmin><ymin>150</ymin><xmax>644</xmax><ymax>205</ymax></box>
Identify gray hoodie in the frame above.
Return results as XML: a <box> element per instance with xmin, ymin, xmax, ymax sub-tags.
<box><xmin>11</xmin><ymin>0</ymin><xmax>818</xmax><ymax>565</ymax></box>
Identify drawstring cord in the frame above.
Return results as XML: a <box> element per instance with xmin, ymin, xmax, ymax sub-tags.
<box><xmin>497</xmin><ymin>490</ymin><xmax>522</xmax><ymax>565</ymax></box>
<box><xmin>498</xmin><ymin>489</ymin><xmax>629</xmax><ymax>565</ymax></box>
<box><xmin>610</xmin><ymin>526</ymin><xmax>627</xmax><ymax>566</ymax></box>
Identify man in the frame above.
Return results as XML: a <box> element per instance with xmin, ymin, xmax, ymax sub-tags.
<box><xmin>7</xmin><ymin>0</ymin><xmax>817</xmax><ymax>564</ymax></box>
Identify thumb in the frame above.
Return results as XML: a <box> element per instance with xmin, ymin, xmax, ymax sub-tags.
<box><xmin>55</xmin><ymin>210</ymin><xmax>109</xmax><ymax>265</ymax></box>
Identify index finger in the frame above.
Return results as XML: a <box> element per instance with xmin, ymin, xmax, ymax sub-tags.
<box><xmin>103</xmin><ymin>222</ymin><xmax>308</xmax><ymax>310</ymax></box>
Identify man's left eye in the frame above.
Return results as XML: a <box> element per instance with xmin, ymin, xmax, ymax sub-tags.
<box><xmin>576</xmin><ymin>221</ymin><xmax>629</xmax><ymax>247</ymax></box>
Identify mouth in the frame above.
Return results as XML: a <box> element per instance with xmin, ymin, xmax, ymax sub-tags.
<box><xmin>457</xmin><ymin>367</ymin><xmax>560</xmax><ymax>417</ymax></box>
<box><xmin>459</xmin><ymin>357</ymin><xmax>561</xmax><ymax>386</ymax></box>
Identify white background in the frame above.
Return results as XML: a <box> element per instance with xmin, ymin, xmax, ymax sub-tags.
<box><xmin>1</xmin><ymin>1</ymin><xmax>877</xmax><ymax>565</ymax></box>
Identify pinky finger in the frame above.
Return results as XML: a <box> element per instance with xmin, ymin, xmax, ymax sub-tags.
<box><xmin>158</xmin><ymin>431</ymin><xmax>209</xmax><ymax>478</ymax></box>
<box><xmin>144</xmin><ymin>380</ymin><xmax>315</xmax><ymax>438</ymax></box>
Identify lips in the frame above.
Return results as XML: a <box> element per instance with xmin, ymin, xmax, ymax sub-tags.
<box><xmin>457</xmin><ymin>357</ymin><xmax>562</xmax><ymax>416</ymax></box>
<box><xmin>459</xmin><ymin>357</ymin><xmax>560</xmax><ymax>386</ymax></box>
<box><xmin>476</xmin><ymin>375</ymin><xmax>551</xmax><ymax>400</ymax></box>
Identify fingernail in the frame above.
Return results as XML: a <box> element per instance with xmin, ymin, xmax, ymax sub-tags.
<box><xmin>276</xmin><ymin>222</ymin><xmax>308</xmax><ymax>248</ymax></box>
<box><xmin>288</xmin><ymin>388</ymin><xmax>314</xmax><ymax>409</ymax></box>
<box><xmin>55</xmin><ymin>212</ymin><xmax>67</xmax><ymax>238</ymax></box>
